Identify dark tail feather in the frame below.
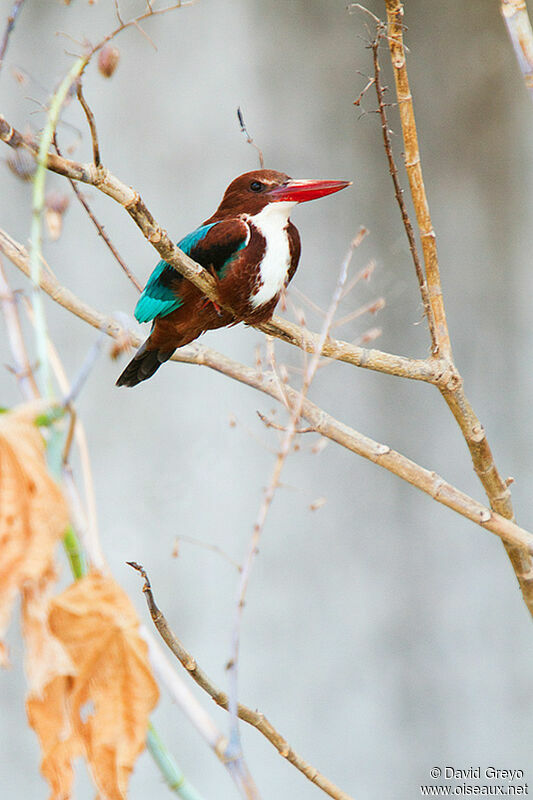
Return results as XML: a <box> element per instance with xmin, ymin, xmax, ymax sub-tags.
<box><xmin>116</xmin><ymin>340</ymin><xmax>174</xmax><ymax>387</ymax></box>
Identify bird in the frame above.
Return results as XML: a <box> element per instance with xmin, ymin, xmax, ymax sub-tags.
<box><xmin>116</xmin><ymin>169</ymin><xmax>351</xmax><ymax>387</ymax></box>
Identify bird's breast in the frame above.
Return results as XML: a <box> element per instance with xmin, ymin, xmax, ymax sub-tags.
<box><xmin>246</xmin><ymin>205</ymin><xmax>292</xmax><ymax>308</ymax></box>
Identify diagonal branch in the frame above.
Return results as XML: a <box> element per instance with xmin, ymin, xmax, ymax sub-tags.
<box><xmin>2</xmin><ymin>227</ymin><xmax>532</xmax><ymax>554</ymax></box>
<box><xmin>0</xmin><ymin>123</ymin><xmax>437</xmax><ymax>383</ymax></box>
<box><xmin>227</xmin><ymin>234</ymin><xmax>361</xmax><ymax>767</ymax></box>
<box><xmin>129</xmin><ymin>562</ymin><xmax>355</xmax><ymax>800</ymax></box>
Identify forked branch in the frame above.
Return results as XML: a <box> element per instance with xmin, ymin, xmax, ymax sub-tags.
<box><xmin>383</xmin><ymin>0</ymin><xmax>533</xmax><ymax>612</ymax></box>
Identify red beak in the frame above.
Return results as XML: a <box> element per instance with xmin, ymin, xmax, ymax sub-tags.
<box><xmin>268</xmin><ymin>178</ymin><xmax>352</xmax><ymax>203</ymax></box>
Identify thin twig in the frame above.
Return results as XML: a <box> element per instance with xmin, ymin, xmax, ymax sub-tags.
<box><xmin>332</xmin><ymin>296</ymin><xmax>385</xmax><ymax>329</ymax></box>
<box><xmin>142</xmin><ymin>629</ymin><xmax>259</xmax><ymax>800</ymax></box>
<box><xmin>384</xmin><ymin>0</ymin><xmax>533</xmax><ymax>613</ymax></box>
<box><xmin>21</xmin><ymin>295</ymin><xmax>108</xmax><ymax>573</ymax></box>
<box><xmin>0</xmin><ymin>258</ymin><xmax>39</xmax><ymax>400</ymax></box>
<box><xmin>353</xmin><ymin>76</ymin><xmax>375</xmax><ymax>106</ymax></box>
<box><xmin>146</xmin><ymin>724</ymin><xmax>206</xmax><ymax>800</ymax></box>
<box><xmin>173</xmin><ymin>535</ymin><xmax>242</xmax><ymax>572</ymax></box>
<box><xmin>62</xmin><ymin>331</ymin><xmax>106</xmax><ymax>406</ymax></box>
<box><xmin>30</xmin><ymin>58</ymin><xmax>88</xmax><ymax>397</ymax></box>
<box><xmin>370</xmin><ymin>28</ymin><xmax>437</xmax><ymax>351</ymax></box>
<box><xmin>0</xmin><ymin>0</ymin><xmax>25</xmax><ymax>73</ymax></box>
<box><xmin>76</xmin><ymin>82</ymin><xmax>100</xmax><ymax>166</ymax></box>
<box><xmin>129</xmin><ymin>562</ymin><xmax>355</xmax><ymax>800</ymax></box>
<box><xmin>256</xmin><ymin>410</ymin><xmax>314</xmax><ymax>434</ymax></box>
<box><xmin>0</xmin><ymin>116</ymin><xmax>435</xmax><ymax>378</ymax></box>
<box><xmin>53</xmin><ymin>137</ymin><xmax>143</xmax><ymax>292</ymax></box>
<box><xmin>237</xmin><ymin>107</ymin><xmax>265</xmax><ymax>168</ymax></box>
<box><xmin>226</xmin><ymin>229</ymin><xmax>363</xmax><ymax>759</ymax></box>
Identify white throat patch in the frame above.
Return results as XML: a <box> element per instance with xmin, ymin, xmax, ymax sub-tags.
<box><xmin>248</xmin><ymin>201</ymin><xmax>296</xmax><ymax>308</ymax></box>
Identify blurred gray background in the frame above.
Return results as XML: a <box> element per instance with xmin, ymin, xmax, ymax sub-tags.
<box><xmin>1</xmin><ymin>1</ymin><xmax>532</xmax><ymax>798</ymax></box>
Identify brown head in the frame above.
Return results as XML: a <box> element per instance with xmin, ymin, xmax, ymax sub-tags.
<box><xmin>208</xmin><ymin>169</ymin><xmax>351</xmax><ymax>221</ymax></box>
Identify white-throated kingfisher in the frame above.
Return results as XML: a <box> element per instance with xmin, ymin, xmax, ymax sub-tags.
<box><xmin>116</xmin><ymin>169</ymin><xmax>351</xmax><ymax>387</ymax></box>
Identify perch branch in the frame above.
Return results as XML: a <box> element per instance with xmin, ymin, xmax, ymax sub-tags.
<box><xmin>0</xmin><ymin>124</ymin><xmax>438</xmax><ymax>383</ymax></box>
<box><xmin>2</xmin><ymin>227</ymin><xmax>532</xmax><ymax>554</ymax></box>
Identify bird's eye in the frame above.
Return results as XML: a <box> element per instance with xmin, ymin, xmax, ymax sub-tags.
<box><xmin>250</xmin><ymin>180</ymin><xmax>263</xmax><ymax>192</ymax></box>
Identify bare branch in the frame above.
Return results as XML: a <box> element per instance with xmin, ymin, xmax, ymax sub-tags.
<box><xmin>76</xmin><ymin>82</ymin><xmax>100</xmax><ymax>167</ymax></box>
<box><xmin>54</xmin><ymin>137</ymin><xmax>143</xmax><ymax>292</ymax></box>
<box><xmin>227</xmin><ymin>236</ymin><xmax>359</xmax><ymax>761</ymax></box>
<box><xmin>0</xmin><ymin>0</ymin><xmax>25</xmax><ymax>73</ymax></box>
<box><xmin>370</xmin><ymin>28</ymin><xmax>437</xmax><ymax>351</ymax></box>
<box><xmin>129</xmin><ymin>562</ymin><xmax>355</xmax><ymax>800</ymax></box>
<box><xmin>384</xmin><ymin>0</ymin><xmax>450</xmax><ymax>359</ymax></box>
<box><xmin>2</xmin><ymin>226</ymin><xmax>532</xmax><ymax>554</ymax></box>
<box><xmin>0</xmin><ymin>123</ymin><xmax>436</xmax><ymax>382</ymax></box>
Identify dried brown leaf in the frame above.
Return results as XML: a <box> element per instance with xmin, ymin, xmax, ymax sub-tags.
<box><xmin>24</xmin><ymin>577</ymin><xmax>80</xmax><ymax>800</ymax></box>
<box><xmin>38</xmin><ymin>572</ymin><xmax>159</xmax><ymax>799</ymax></box>
<box><xmin>0</xmin><ymin>406</ymin><xmax>69</xmax><ymax>663</ymax></box>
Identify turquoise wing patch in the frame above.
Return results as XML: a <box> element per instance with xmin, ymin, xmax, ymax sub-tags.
<box><xmin>134</xmin><ymin>223</ymin><xmax>217</xmax><ymax>323</ymax></box>
<box><xmin>178</xmin><ymin>223</ymin><xmax>217</xmax><ymax>255</ymax></box>
<box><xmin>134</xmin><ymin>260</ymin><xmax>182</xmax><ymax>323</ymax></box>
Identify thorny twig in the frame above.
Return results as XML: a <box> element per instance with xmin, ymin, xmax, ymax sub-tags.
<box><xmin>129</xmin><ymin>562</ymin><xmax>355</xmax><ymax>800</ymax></box>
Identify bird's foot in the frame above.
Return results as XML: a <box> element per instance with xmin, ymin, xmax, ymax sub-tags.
<box><xmin>202</xmin><ymin>297</ymin><xmax>223</xmax><ymax>317</ymax></box>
